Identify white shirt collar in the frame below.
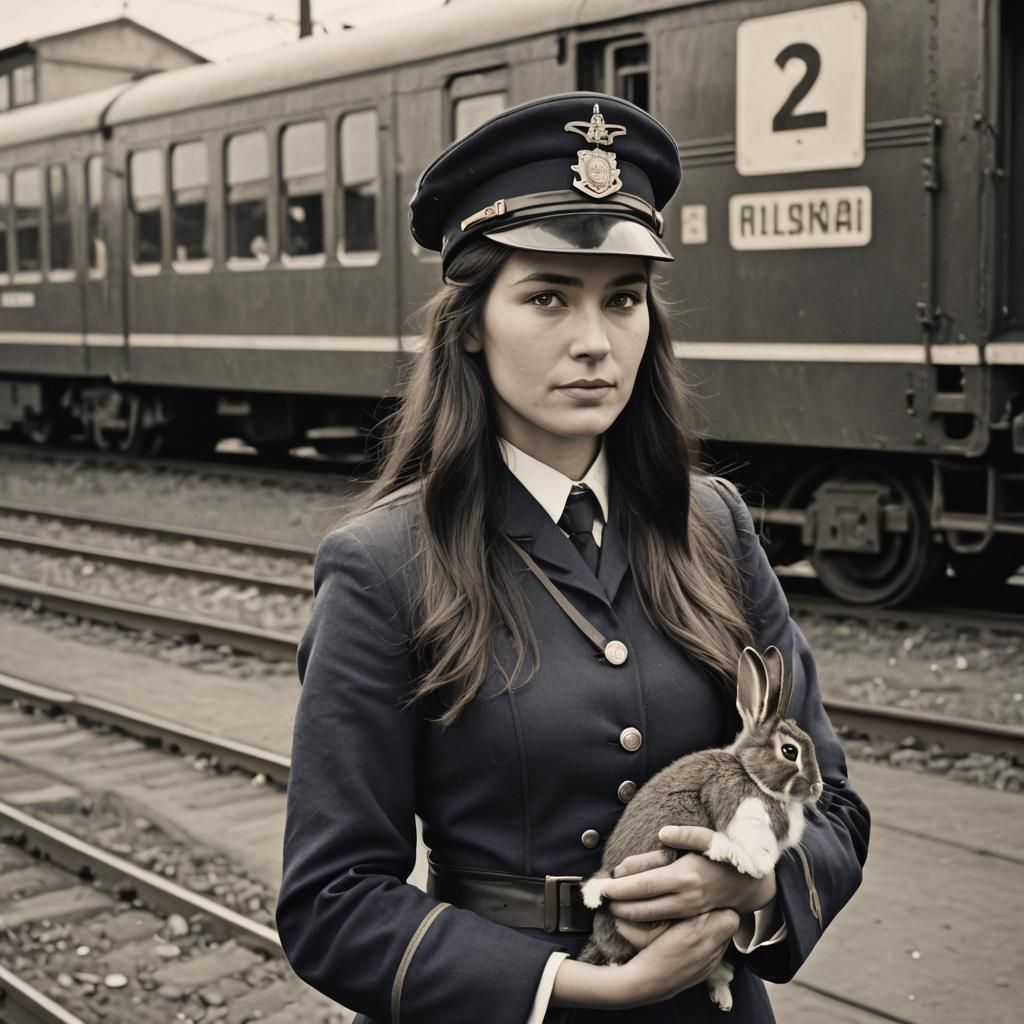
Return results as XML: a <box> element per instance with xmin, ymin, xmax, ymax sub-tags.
<box><xmin>498</xmin><ymin>438</ymin><xmax>609</xmax><ymax>526</ymax></box>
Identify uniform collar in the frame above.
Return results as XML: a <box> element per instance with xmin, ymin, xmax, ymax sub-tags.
<box><xmin>498</xmin><ymin>438</ymin><xmax>609</xmax><ymax>526</ymax></box>
<box><xmin>499</xmin><ymin>439</ymin><xmax>628</xmax><ymax>607</ymax></box>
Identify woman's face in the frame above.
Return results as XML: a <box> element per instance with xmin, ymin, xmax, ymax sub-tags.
<box><xmin>466</xmin><ymin>249</ymin><xmax>650</xmax><ymax>471</ymax></box>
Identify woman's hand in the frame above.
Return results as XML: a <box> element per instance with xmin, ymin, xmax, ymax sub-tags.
<box><xmin>600</xmin><ymin>825</ymin><xmax>777</xmax><ymax>931</ymax></box>
<box><xmin>549</xmin><ymin>909</ymin><xmax>740</xmax><ymax>1010</ymax></box>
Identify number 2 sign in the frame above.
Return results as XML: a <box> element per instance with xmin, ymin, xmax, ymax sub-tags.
<box><xmin>736</xmin><ymin>1</ymin><xmax>866</xmax><ymax>176</ymax></box>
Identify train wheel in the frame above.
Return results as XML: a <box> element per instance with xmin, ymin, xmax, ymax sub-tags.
<box><xmin>19</xmin><ymin>413</ymin><xmax>59</xmax><ymax>445</ymax></box>
<box><xmin>802</xmin><ymin>466</ymin><xmax>940</xmax><ymax>607</ymax></box>
<box><xmin>17</xmin><ymin>397</ymin><xmax>72</xmax><ymax>446</ymax></box>
<box><xmin>90</xmin><ymin>394</ymin><xmax>160</xmax><ymax>455</ymax></box>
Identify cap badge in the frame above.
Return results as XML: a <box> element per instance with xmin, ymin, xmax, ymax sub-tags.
<box><xmin>564</xmin><ymin>104</ymin><xmax>626</xmax><ymax>200</ymax></box>
<box><xmin>565</xmin><ymin>104</ymin><xmax>627</xmax><ymax>146</ymax></box>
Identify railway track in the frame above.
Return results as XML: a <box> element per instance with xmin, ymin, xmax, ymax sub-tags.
<box><xmin>0</xmin><ymin>505</ymin><xmax>1021</xmax><ymax>668</ymax></box>
<box><xmin>0</xmin><ymin>439</ymin><xmax>358</xmax><ymax>491</ymax></box>
<box><xmin>0</xmin><ymin>661</ymin><xmax>1020</xmax><ymax>785</ymax></box>
<box><xmin>0</xmin><ymin>501</ymin><xmax>310</xmax><ymax>660</ymax></box>
<box><xmin>0</xmin><ymin>682</ymin><xmax>344</xmax><ymax>1022</ymax></box>
<box><xmin>0</xmin><ymin>801</ymin><xmax>342</xmax><ymax>1024</ymax></box>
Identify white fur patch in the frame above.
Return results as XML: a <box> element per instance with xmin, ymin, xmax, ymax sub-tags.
<box><xmin>706</xmin><ymin>797</ymin><xmax>779</xmax><ymax>878</ymax></box>
<box><xmin>707</xmin><ymin>959</ymin><xmax>735</xmax><ymax>1011</ymax></box>
<box><xmin>581</xmin><ymin>875</ymin><xmax>606</xmax><ymax>909</ymax></box>
<box><xmin>784</xmin><ymin>803</ymin><xmax>806</xmax><ymax>849</ymax></box>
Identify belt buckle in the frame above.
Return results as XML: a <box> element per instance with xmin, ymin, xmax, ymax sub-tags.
<box><xmin>543</xmin><ymin>875</ymin><xmax>584</xmax><ymax>933</ymax></box>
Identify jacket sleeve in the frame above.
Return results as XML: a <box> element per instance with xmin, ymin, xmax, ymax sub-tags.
<box><xmin>276</xmin><ymin>528</ymin><xmax>565</xmax><ymax>1023</ymax></box>
<box><xmin>710</xmin><ymin>477</ymin><xmax>871</xmax><ymax>983</ymax></box>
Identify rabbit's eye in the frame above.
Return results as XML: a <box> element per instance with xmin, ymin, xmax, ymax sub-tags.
<box><xmin>781</xmin><ymin>744</ymin><xmax>799</xmax><ymax>761</ymax></box>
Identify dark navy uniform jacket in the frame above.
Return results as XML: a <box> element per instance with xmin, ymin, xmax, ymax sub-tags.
<box><xmin>276</xmin><ymin>472</ymin><xmax>870</xmax><ymax>1023</ymax></box>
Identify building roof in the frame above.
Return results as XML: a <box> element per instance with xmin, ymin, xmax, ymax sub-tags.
<box><xmin>0</xmin><ymin>16</ymin><xmax>205</xmax><ymax>65</ymax></box>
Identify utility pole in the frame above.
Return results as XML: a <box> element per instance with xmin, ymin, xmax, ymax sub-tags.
<box><xmin>299</xmin><ymin>0</ymin><xmax>312</xmax><ymax>38</ymax></box>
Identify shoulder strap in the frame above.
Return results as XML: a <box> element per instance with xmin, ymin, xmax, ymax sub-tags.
<box><xmin>509</xmin><ymin>541</ymin><xmax>629</xmax><ymax>665</ymax></box>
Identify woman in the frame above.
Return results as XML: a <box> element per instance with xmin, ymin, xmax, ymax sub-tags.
<box><xmin>276</xmin><ymin>93</ymin><xmax>869</xmax><ymax>1023</ymax></box>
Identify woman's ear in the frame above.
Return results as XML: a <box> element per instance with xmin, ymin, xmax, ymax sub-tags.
<box><xmin>463</xmin><ymin>329</ymin><xmax>483</xmax><ymax>353</ymax></box>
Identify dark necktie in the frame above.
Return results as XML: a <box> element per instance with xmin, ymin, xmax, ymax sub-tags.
<box><xmin>558</xmin><ymin>486</ymin><xmax>601</xmax><ymax>576</ymax></box>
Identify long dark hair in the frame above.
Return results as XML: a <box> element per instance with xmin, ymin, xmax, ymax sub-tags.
<box><xmin>349</xmin><ymin>237</ymin><xmax>752</xmax><ymax>727</ymax></box>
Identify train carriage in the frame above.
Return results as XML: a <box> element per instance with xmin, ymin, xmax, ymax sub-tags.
<box><xmin>0</xmin><ymin>0</ymin><xmax>1021</xmax><ymax>604</ymax></box>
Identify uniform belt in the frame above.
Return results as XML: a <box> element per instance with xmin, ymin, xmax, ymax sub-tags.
<box><xmin>426</xmin><ymin>859</ymin><xmax>596</xmax><ymax>935</ymax></box>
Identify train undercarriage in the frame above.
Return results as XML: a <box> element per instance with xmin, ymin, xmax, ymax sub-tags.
<box><xmin>2</xmin><ymin>373</ymin><xmax>1022</xmax><ymax>607</ymax></box>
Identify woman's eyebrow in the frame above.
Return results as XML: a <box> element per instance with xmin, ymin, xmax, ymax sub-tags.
<box><xmin>511</xmin><ymin>272</ymin><xmax>583</xmax><ymax>287</ymax></box>
<box><xmin>510</xmin><ymin>272</ymin><xmax>649</xmax><ymax>288</ymax></box>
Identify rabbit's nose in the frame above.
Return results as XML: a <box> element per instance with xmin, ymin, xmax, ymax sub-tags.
<box><xmin>810</xmin><ymin>782</ymin><xmax>824</xmax><ymax>799</ymax></box>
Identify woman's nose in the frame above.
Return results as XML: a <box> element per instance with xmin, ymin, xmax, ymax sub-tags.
<box><xmin>568</xmin><ymin>307</ymin><xmax>612</xmax><ymax>360</ymax></box>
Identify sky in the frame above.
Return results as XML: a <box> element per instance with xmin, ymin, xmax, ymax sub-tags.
<box><xmin>0</xmin><ymin>0</ymin><xmax>451</xmax><ymax>62</ymax></box>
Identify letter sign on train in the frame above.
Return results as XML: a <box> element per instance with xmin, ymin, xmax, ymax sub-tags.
<box><xmin>735</xmin><ymin>1</ymin><xmax>867</xmax><ymax>176</ymax></box>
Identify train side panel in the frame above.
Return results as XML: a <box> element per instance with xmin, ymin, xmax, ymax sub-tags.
<box><xmin>649</xmin><ymin>0</ymin><xmax>992</xmax><ymax>459</ymax></box>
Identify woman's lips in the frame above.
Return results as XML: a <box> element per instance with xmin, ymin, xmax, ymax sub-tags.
<box><xmin>557</xmin><ymin>381</ymin><xmax>614</xmax><ymax>400</ymax></box>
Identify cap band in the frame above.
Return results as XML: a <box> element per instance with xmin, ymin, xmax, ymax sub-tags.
<box><xmin>459</xmin><ymin>190</ymin><xmax>663</xmax><ymax>236</ymax></box>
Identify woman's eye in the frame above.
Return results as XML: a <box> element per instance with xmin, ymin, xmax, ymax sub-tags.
<box><xmin>529</xmin><ymin>292</ymin><xmax>565</xmax><ymax>308</ymax></box>
<box><xmin>608</xmin><ymin>292</ymin><xmax>642</xmax><ymax>309</ymax></box>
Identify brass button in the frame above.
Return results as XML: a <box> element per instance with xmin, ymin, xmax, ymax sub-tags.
<box><xmin>604</xmin><ymin>640</ymin><xmax>628</xmax><ymax>665</ymax></box>
<box><xmin>581</xmin><ymin>829</ymin><xmax>601</xmax><ymax>849</ymax></box>
<box><xmin>617</xmin><ymin>780</ymin><xmax>638</xmax><ymax>803</ymax></box>
<box><xmin>619</xmin><ymin>727</ymin><xmax>642</xmax><ymax>752</ymax></box>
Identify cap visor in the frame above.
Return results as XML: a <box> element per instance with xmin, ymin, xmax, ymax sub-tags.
<box><xmin>484</xmin><ymin>213</ymin><xmax>673</xmax><ymax>261</ymax></box>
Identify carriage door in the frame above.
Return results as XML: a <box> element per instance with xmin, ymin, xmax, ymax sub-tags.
<box><xmin>81</xmin><ymin>153</ymin><xmax>124</xmax><ymax>379</ymax></box>
<box><xmin>1001</xmin><ymin>1</ymin><xmax>1024</xmax><ymax>333</ymax></box>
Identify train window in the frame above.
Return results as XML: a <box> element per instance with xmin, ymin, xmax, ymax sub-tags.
<box><xmin>129</xmin><ymin>149</ymin><xmax>164</xmax><ymax>269</ymax></box>
<box><xmin>282</xmin><ymin>121</ymin><xmax>325</xmax><ymax>261</ymax></box>
<box><xmin>47</xmin><ymin>165</ymin><xmax>72</xmax><ymax>274</ymax></box>
<box><xmin>448</xmin><ymin>69</ymin><xmax>508</xmax><ymax>142</ymax></box>
<box><xmin>171</xmin><ymin>141</ymin><xmax>210</xmax><ymax>266</ymax></box>
<box><xmin>577</xmin><ymin>37</ymin><xmax>649</xmax><ymax>111</ymax></box>
<box><xmin>226</xmin><ymin>131</ymin><xmax>269</xmax><ymax>266</ymax></box>
<box><xmin>453</xmin><ymin>93</ymin><xmax>507</xmax><ymax>140</ymax></box>
<box><xmin>13</xmin><ymin>166</ymin><xmax>42</xmax><ymax>275</ymax></box>
<box><xmin>86</xmin><ymin>156</ymin><xmax>106</xmax><ymax>276</ymax></box>
<box><xmin>12</xmin><ymin>65</ymin><xmax>35</xmax><ymax>107</ymax></box>
<box><xmin>0</xmin><ymin>173</ymin><xmax>8</xmax><ymax>277</ymax></box>
<box><xmin>338</xmin><ymin>110</ymin><xmax>379</xmax><ymax>258</ymax></box>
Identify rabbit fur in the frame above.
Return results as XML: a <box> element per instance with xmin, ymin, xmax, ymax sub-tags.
<box><xmin>577</xmin><ymin>646</ymin><xmax>824</xmax><ymax>1012</ymax></box>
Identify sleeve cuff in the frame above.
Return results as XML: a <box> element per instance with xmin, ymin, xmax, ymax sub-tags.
<box><xmin>527</xmin><ymin>952</ymin><xmax>571</xmax><ymax>1023</ymax></box>
<box><xmin>733</xmin><ymin>899</ymin><xmax>788</xmax><ymax>953</ymax></box>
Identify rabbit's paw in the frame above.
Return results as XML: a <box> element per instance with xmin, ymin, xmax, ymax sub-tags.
<box><xmin>707</xmin><ymin>833</ymin><xmax>773</xmax><ymax>879</ymax></box>
<box><xmin>706</xmin><ymin>960</ymin><xmax>734</xmax><ymax>1012</ymax></box>
<box><xmin>581</xmin><ymin>874</ymin><xmax>608</xmax><ymax>909</ymax></box>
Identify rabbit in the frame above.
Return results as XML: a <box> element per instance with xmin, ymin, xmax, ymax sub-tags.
<box><xmin>577</xmin><ymin>645</ymin><xmax>824</xmax><ymax>1012</ymax></box>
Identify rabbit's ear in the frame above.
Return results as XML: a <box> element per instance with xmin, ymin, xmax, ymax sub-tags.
<box><xmin>736</xmin><ymin>647</ymin><xmax>769</xmax><ymax>731</ymax></box>
<box><xmin>760</xmin><ymin>646</ymin><xmax>786</xmax><ymax>722</ymax></box>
